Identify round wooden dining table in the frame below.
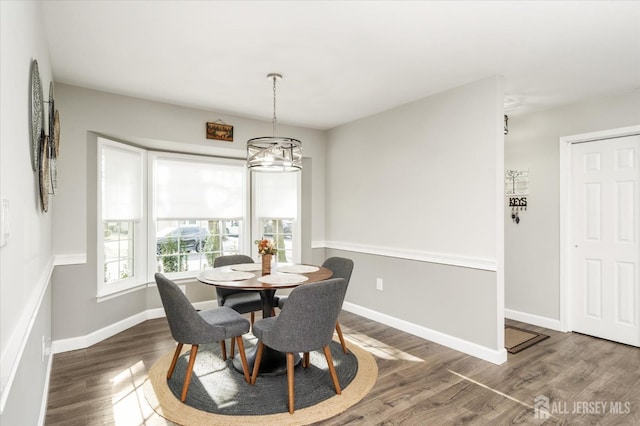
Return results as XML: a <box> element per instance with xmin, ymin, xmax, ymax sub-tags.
<box><xmin>197</xmin><ymin>262</ymin><xmax>333</xmax><ymax>375</ymax></box>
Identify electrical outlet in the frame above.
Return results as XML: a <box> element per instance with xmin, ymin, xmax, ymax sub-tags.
<box><xmin>376</xmin><ymin>278</ymin><xmax>383</xmax><ymax>291</ymax></box>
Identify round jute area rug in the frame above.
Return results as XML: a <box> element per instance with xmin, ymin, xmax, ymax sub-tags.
<box><xmin>144</xmin><ymin>337</ymin><xmax>378</xmax><ymax>425</ymax></box>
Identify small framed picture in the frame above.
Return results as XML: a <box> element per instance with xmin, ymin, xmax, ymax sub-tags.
<box><xmin>206</xmin><ymin>122</ymin><xmax>234</xmax><ymax>142</ymax></box>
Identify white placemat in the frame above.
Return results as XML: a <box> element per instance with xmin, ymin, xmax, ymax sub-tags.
<box><xmin>257</xmin><ymin>274</ymin><xmax>309</xmax><ymax>285</ymax></box>
<box><xmin>277</xmin><ymin>264</ymin><xmax>319</xmax><ymax>274</ymax></box>
<box><xmin>200</xmin><ymin>270</ymin><xmax>255</xmax><ymax>282</ymax></box>
<box><xmin>230</xmin><ymin>263</ymin><xmax>262</xmax><ymax>272</ymax></box>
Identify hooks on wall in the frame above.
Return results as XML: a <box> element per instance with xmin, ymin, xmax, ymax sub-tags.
<box><xmin>505</xmin><ymin>169</ymin><xmax>529</xmax><ymax>225</ymax></box>
<box><xmin>509</xmin><ymin>196</ymin><xmax>527</xmax><ymax>224</ymax></box>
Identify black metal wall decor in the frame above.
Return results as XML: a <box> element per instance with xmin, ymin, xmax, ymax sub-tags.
<box><xmin>31</xmin><ymin>58</ymin><xmax>61</xmax><ymax>213</ymax></box>
<box><xmin>509</xmin><ymin>197</ymin><xmax>527</xmax><ymax>209</ymax></box>
<box><xmin>509</xmin><ymin>196</ymin><xmax>527</xmax><ymax>224</ymax></box>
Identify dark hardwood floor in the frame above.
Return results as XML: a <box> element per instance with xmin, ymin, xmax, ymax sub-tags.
<box><xmin>46</xmin><ymin>311</ymin><xmax>640</xmax><ymax>425</ymax></box>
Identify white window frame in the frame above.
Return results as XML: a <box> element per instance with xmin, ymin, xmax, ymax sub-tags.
<box><xmin>251</xmin><ymin>172</ymin><xmax>302</xmax><ymax>264</ymax></box>
<box><xmin>148</xmin><ymin>152</ymin><xmax>249</xmax><ymax>280</ymax></box>
<box><xmin>97</xmin><ymin>138</ymin><xmax>148</xmax><ymax>300</ymax></box>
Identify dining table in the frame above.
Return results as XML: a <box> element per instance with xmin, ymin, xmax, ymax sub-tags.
<box><xmin>197</xmin><ymin>261</ymin><xmax>333</xmax><ymax>376</ymax></box>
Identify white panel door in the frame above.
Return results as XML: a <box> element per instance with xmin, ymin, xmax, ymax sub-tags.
<box><xmin>571</xmin><ymin>135</ymin><xmax>640</xmax><ymax>346</ymax></box>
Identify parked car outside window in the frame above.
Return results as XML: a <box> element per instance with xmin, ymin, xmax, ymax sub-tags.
<box><xmin>156</xmin><ymin>225</ymin><xmax>209</xmax><ymax>254</ymax></box>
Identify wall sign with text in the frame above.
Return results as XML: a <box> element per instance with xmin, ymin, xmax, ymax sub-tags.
<box><xmin>206</xmin><ymin>121</ymin><xmax>234</xmax><ymax>142</ymax></box>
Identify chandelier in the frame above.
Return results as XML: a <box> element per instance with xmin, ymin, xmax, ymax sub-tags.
<box><xmin>247</xmin><ymin>73</ymin><xmax>302</xmax><ymax>172</ymax></box>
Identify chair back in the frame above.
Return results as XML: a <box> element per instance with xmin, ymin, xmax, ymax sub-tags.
<box><xmin>264</xmin><ymin>278</ymin><xmax>347</xmax><ymax>353</ymax></box>
<box><xmin>213</xmin><ymin>255</ymin><xmax>255</xmax><ymax>305</ymax></box>
<box><xmin>214</xmin><ymin>254</ymin><xmax>254</xmax><ymax>268</ymax></box>
<box><xmin>322</xmin><ymin>257</ymin><xmax>354</xmax><ymax>283</ymax></box>
<box><xmin>155</xmin><ymin>273</ymin><xmax>221</xmax><ymax>344</ymax></box>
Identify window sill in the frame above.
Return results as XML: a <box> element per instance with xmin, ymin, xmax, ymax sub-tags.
<box><xmin>97</xmin><ymin>274</ymin><xmax>201</xmax><ymax>302</ymax></box>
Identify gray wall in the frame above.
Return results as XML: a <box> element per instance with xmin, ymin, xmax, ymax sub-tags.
<box><xmin>51</xmin><ymin>84</ymin><xmax>327</xmax><ymax>341</ymax></box>
<box><xmin>53</xmin><ymin>84</ymin><xmax>327</xmax><ymax>256</ymax></box>
<box><xmin>0</xmin><ymin>1</ymin><xmax>54</xmax><ymax>423</ymax></box>
<box><xmin>505</xmin><ymin>89</ymin><xmax>640</xmax><ymax>323</ymax></box>
<box><xmin>325</xmin><ymin>77</ymin><xmax>505</xmax><ymax>351</ymax></box>
<box><xmin>328</xmin><ymin>249</ymin><xmax>498</xmax><ymax>344</ymax></box>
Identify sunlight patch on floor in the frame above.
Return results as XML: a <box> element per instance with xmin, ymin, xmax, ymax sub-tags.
<box><xmin>343</xmin><ymin>330</ymin><xmax>424</xmax><ymax>362</ymax></box>
<box><xmin>447</xmin><ymin>369</ymin><xmax>563</xmax><ymax>423</ymax></box>
<box><xmin>198</xmin><ymin>368</ymin><xmax>242</xmax><ymax>408</ymax></box>
<box><xmin>111</xmin><ymin>360</ymin><xmax>157</xmax><ymax>425</ymax></box>
<box><xmin>447</xmin><ymin>369</ymin><xmax>533</xmax><ymax>409</ymax></box>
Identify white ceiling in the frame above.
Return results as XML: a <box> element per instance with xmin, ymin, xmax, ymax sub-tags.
<box><xmin>41</xmin><ymin>1</ymin><xmax>640</xmax><ymax>130</ymax></box>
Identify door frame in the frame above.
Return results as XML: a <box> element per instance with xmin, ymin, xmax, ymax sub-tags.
<box><xmin>559</xmin><ymin>124</ymin><xmax>640</xmax><ymax>332</ymax></box>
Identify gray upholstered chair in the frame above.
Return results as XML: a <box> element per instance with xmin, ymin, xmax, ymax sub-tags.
<box><xmin>154</xmin><ymin>273</ymin><xmax>251</xmax><ymax>402</ymax></box>
<box><xmin>278</xmin><ymin>257</ymin><xmax>354</xmax><ymax>353</ymax></box>
<box><xmin>213</xmin><ymin>254</ymin><xmax>263</xmax><ymax>357</ymax></box>
<box><xmin>251</xmin><ymin>278</ymin><xmax>348</xmax><ymax>414</ymax></box>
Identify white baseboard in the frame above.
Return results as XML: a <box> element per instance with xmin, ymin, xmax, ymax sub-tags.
<box><xmin>343</xmin><ymin>302</ymin><xmax>507</xmax><ymax>365</ymax></box>
<box><xmin>504</xmin><ymin>308</ymin><xmax>564</xmax><ymax>331</ymax></box>
<box><xmin>52</xmin><ymin>300</ymin><xmax>218</xmax><ymax>354</ymax></box>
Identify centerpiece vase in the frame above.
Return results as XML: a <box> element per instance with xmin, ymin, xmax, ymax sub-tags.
<box><xmin>261</xmin><ymin>254</ymin><xmax>272</xmax><ymax>274</ymax></box>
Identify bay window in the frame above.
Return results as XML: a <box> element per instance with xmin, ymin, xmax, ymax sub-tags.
<box><xmin>97</xmin><ymin>137</ymin><xmax>301</xmax><ymax>299</ymax></box>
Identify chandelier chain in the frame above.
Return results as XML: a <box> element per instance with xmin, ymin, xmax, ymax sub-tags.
<box><xmin>272</xmin><ymin>74</ymin><xmax>277</xmax><ymax>136</ymax></box>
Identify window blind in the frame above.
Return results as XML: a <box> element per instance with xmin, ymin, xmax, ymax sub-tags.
<box><xmin>254</xmin><ymin>171</ymin><xmax>298</xmax><ymax>219</ymax></box>
<box><xmin>101</xmin><ymin>142</ymin><xmax>143</xmax><ymax>221</ymax></box>
<box><xmin>154</xmin><ymin>156</ymin><xmax>245</xmax><ymax>219</ymax></box>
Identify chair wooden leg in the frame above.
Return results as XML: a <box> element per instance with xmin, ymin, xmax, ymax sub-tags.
<box><xmin>220</xmin><ymin>340</ymin><xmax>227</xmax><ymax>360</ymax></box>
<box><xmin>250</xmin><ymin>311</ymin><xmax>255</xmax><ymax>325</ymax></box>
<box><xmin>167</xmin><ymin>343</ymin><xmax>183</xmax><ymax>379</ymax></box>
<box><xmin>303</xmin><ymin>352</ymin><xmax>310</xmax><ymax>368</ymax></box>
<box><xmin>235</xmin><ymin>336</ymin><xmax>251</xmax><ymax>383</ymax></box>
<box><xmin>323</xmin><ymin>345</ymin><xmax>342</xmax><ymax>395</ymax></box>
<box><xmin>181</xmin><ymin>345</ymin><xmax>199</xmax><ymax>402</ymax></box>
<box><xmin>287</xmin><ymin>352</ymin><xmax>295</xmax><ymax>414</ymax></box>
<box><xmin>250</xmin><ymin>341</ymin><xmax>265</xmax><ymax>385</ymax></box>
<box><xmin>230</xmin><ymin>338</ymin><xmax>235</xmax><ymax>358</ymax></box>
<box><xmin>336</xmin><ymin>322</ymin><xmax>349</xmax><ymax>354</ymax></box>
